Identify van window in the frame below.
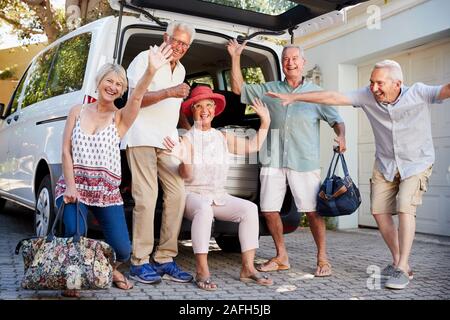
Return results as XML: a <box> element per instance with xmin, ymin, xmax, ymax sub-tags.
<box><xmin>21</xmin><ymin>46</ymin><xmax>57</xmax><ymax>109</ymax></box>
<box><xmin>223</xmin><ymin>67</ymin><xmax>265</xmax><ymax>115</ymax></box>
<box><xmin>47</xmin><ymin>33</ymin><xmax>91</xmax><ymax>98</ymax></box>
<box><xmin>187</xmin><ymin>73</ymin><xmax>214</xmax><ymax>89</ymax></box>
<box><xmin>223</xmin><ymin>67</ymin><xmax>265</xmax><ymax>91</ymax></box>
<box><xmin>9</xmin><ymin>70</ymin><xmax>29</xmax><ymax>115</ymax></box>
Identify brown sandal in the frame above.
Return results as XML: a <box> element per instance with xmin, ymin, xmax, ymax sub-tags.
<box><xmin>256</xmin><ymin>258</ymin><xmax>290</xmax><ymax>272</ymax></box>
<box><xmin>315</xmin><ymin>260</ymin><xmax>332</xmax><ymax>277</ymax></box>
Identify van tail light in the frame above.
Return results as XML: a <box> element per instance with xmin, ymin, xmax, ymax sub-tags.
<box><xmin>83</xmin><ymin>95</ymin><xmax>97</xmax><ymax>104</ymax></box>
<box><xmin>283</xmin><ymin>225</ymin><xmax>298</xmax><ymax>233</ymax></box>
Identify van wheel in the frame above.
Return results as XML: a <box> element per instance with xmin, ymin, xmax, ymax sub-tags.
<box><xmin>35</xmin><ymin>175</ymin><xmax>56</xmax><ymax>237</ymax></box>
<box><xmin>215</xmin><ymin>235</ymin><xmax>241</xmax><ymax>253</ymax></box>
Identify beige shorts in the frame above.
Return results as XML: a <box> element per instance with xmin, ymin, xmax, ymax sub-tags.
<box><xmin>260</xmin><ymin>167</ymin><xmax>321</xmax><ymax>213</ymax></box>
<box><xmin>370</xmin><ymin>165</ymin><xmax>433</xmax><ymax>216</ymax></box>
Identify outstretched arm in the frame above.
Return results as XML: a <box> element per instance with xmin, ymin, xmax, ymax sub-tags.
<box><xmin>438</xmin><ymin>83</ymin><xmax>450</xmax><ymax>101</ymax></box>
<box><xmin>267</xmin><ymin>90</ymin><xmax>352</xmax><ymax>106</ymax></box>
<box><xmin>226</xmin><ymin>98</ymin><xmax>270</xmax><ymax>155</ymax></box>
<box><xmin>117</xmin><ymin>43</ymin><xmax>173</xmax><ymax>137</ymax></box>
<box><xmin>227</xmin><ymin>39</ymin><xmax>247</xmax><ymax>95</ymax></box>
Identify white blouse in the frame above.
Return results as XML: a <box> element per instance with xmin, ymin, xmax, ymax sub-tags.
<box><xmin>184</xmin><ymin>127</ymin><xmax>230</xmax><ymax>205</ymax></box>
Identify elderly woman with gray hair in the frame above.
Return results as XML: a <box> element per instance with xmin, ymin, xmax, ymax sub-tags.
<box><xmin>54</xmin><ymin>43</ymin><xmax>173</xmax><ymax>297</ymax></box>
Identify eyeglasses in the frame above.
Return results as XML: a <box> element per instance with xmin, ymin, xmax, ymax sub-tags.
<box><xmin>193</xmin><ymin>102</ymin><xmax>215</xmax><ymax>109</ymax></box>
<box><xmin>169</xmin><ymin>37</ymin><xmax>190</xmax><ymax>50</ymax></box>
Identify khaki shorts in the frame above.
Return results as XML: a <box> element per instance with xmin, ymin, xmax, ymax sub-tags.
<box><xmin>370</xmin><ymin>165</ymin><xmax>433</xmax><ymax>216</ymax></box>
<box><xmin>260</xmin><ymin>167</ymin><xmax>321</xmax><ymax>213</ymax></box>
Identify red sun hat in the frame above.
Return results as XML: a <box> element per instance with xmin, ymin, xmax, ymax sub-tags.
<box><xmin>181</xmin><ymin>85</ymin><xmax>226</xmax><ymax>117</ymax></box>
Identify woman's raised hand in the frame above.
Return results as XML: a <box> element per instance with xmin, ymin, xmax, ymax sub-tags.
<box><xmin>249</xmin><ymin>98</ymin><xmax>270</xmax><ymax>124</ymax></box>
<box><xmin>163</xmin><ymin>136</ymin><xmax>192</xmax><ymax>163</ymax></box>
<box><xmin>147</xmin><ymin>42</ymin><xmax>173</xmax><ymax>73</ymax></box>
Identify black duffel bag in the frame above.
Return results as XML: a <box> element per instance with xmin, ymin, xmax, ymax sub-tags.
<box><xmin>317</xmin><ymin>150</ymin><xmax>361</xmax><ymax>217</ymax></box>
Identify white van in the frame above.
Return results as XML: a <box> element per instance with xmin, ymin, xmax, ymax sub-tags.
<box><xmin>0</xmin><ymin>0</ymin><xmax>365</xmax><ymax>249</ymax></box>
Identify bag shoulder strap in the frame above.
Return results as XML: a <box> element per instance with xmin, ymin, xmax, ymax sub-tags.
<box><xmin>339</xmin><ymin>153</ymin><xmax>350</xmax><ymax>177</ymax></box>
<box><xmin>47</xmin><ymin>201</ymin><xmax>87</xmax><ymax>242</ymax></box>
<box><xmin>325</xmin><ymin>151</ymin><xmax>338</xmax><ymax>179</ymax></box>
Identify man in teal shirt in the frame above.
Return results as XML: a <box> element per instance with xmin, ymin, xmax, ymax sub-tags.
<box><xmin>227</xmin><ymin>40</ymin><xmax>346</xmax><ymax>276</ymax></box>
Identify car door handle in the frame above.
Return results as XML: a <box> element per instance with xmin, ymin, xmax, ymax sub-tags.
<box><xmin>13</xmin><ymin>115</ymin><xmax>19</xmax><ymax>121</ymax></box>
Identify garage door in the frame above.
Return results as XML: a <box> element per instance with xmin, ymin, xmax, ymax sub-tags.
<box><xmin>357</xmin><ymin>39</ymin><xmax>450</xmax><ymax>236</ymax></box>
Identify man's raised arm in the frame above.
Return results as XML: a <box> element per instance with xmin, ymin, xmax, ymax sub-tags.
<box><xmin>226</xmin><ymin>39</ymin><xmax>247</xmax><ymax>95</ymax></box>
<box><xmin>266</xmin><ymin>90</ymin><xmax>352</xmax><ymax>106</ymax></box>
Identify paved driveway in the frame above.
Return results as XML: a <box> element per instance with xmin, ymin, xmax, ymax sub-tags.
<box><xmin>1</xmin><ymin>202</ymin><xmax>449</xmax><ymax>300</ymax></box>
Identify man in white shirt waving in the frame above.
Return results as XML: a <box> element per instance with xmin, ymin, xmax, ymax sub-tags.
<box><xmin>124</xmin><ymin>21</ymin><xmax>194</xmax><ymax>284</ymax></box>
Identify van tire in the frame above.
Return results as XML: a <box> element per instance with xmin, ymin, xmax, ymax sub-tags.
<box><xmin>35</xmin><ymin>175</ymin><xmax>56</xmax><ymax>237</ymax></box>
<box><xmin>215</xmin><ymin>235</ymin><xmax>241</xmax><ymax>253</ymax></box>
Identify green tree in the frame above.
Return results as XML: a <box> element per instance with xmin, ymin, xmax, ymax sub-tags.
<box><xmin>65</xmin><ymin>0</ymin><xmax>113</xmax><ymax>31</ymax></box>
<box><xmin>0</xmin><ymin>0</ymin><xmax>65</xmax><ymax>44</ymax></box>
<box><xmin>203</xmin><ymin>0</ymin><xmax>296</xmax><ymax>15</ymax></box>
<box><xmin>0</xmin><ymin>0</ymin><xmax>112</xmax><ymax>45</ymax></box>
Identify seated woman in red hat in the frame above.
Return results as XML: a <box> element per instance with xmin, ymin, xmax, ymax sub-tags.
<box><xmin>163</xmin><ymin>85</ymin><xmax>272</xmax><ymax>291</ymax></box>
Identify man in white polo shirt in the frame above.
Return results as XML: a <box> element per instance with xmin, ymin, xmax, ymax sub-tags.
<box><xmin>124</xmin><ymin>21</ymin><xmax>195</xmax><ymax>284</ymax></box>
<box><xmin>267</xmin><ymin>60</ymin><xmax>450</xmax><ymax>289</ymax></box>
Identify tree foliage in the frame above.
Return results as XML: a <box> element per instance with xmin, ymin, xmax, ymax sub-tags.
<box><xmin>0</xmin><ymin>0</ymin><xmax>65</xmax><ymax>44</ymax></box>
<box><xmin>203</xmin><ymin>0</ymin><xmax>296</xmax><ymax>15</ymax></box>
<box><xmin>0</xmin><ymin>0</ymin><xmax>294</xmax><ymax>46</ymax></box>
<box><xmin>0</xmin><ymin>0</ymin><xmax>112</xmax><ymax>45</ymax></box>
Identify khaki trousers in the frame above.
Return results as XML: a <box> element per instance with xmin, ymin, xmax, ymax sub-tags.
<box><xmin>126</xmin><ymin>146</ymin><xmax>185</xmax><ymax>265</ymax></box>
<box><xmin>370</xmin><ymin>165</ymin><xmax>433</xmax><ymax>216</ymax></box>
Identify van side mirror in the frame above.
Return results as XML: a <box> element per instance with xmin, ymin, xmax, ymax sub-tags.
<box><xmin>0</xmin><ymin>103</ymin><xmax>5</xmax><ymax>119</ymax></box>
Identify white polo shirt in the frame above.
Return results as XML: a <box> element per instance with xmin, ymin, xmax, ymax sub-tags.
<box><xmin>122</xmin><ymin>49</ymin><xmax>186</xmax><ymax>149</ymax></box>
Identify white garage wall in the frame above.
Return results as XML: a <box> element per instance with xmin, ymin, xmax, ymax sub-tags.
<box><xmin>298</xmin><ymin>0</ymin><xmax>450</xmax><ymax>231</ymax></box>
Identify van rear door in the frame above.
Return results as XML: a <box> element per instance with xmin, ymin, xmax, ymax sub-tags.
<box><xmin>110</xmin><ymin>0</ymin><xmax>369</xmax><ymax>40</ymax></box>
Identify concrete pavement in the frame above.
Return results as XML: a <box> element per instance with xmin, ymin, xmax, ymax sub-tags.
<box><xmin>1</xmin><ymin>202</ymin><xmax>449</xmax><ymax>300</ymax></box>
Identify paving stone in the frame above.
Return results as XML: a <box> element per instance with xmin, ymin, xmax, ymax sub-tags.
<box><xmin>1</xmin><ymin>203</ymin><xmax>449</xmax><ymax>300</ymax></box>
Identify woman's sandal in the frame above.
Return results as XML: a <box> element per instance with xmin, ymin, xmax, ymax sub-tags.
<box><xmin>113</xmin><ymin>274</ymin><xmax>134</xmax><ymax>290</ymax></box>
<box><xmin>240</xmin><ymin>273</ymin><xmax>273</xmax><ymax>286</ymax></box>
<box><xmin>315</xmin><ymin>260</ymin><xmax>332</xmax><ymax>277</ymax></box>
<box><xmin>195</xmin><ymin>277</ymin><xmax>218</xmax><ymax>291</ymax></box>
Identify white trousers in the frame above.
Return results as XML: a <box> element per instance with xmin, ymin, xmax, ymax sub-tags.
<box><xmin>184</xmin><ymin>193</ymin><xmax>259</xmax><ymax>254</ymax></box>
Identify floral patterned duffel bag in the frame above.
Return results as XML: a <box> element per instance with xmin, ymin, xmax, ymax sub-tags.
<box><xmin>15</xmin><ymin>202</ymin><xmax>116</xmax><ymax>290</ymax></box>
